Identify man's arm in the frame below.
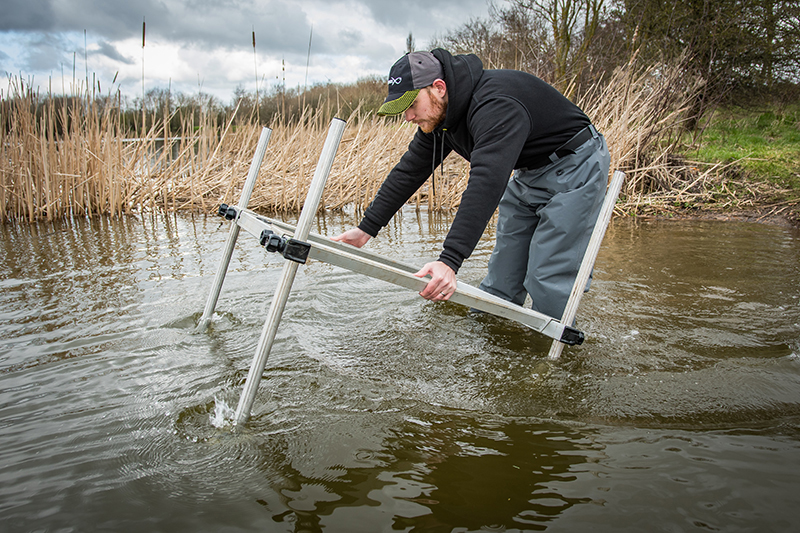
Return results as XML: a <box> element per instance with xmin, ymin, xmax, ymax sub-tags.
<box><xmin>358</xmin><ymin>129</ymin><xmax>445</xmax><ymax>236</ymax></box>
<box><xmin>438</xmin><ymin>97</ymin><xmax>531</xmax><ymax>273</ymax></box>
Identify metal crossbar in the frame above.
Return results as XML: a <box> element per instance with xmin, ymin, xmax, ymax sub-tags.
<box><xmin>232</xmin><ymin>208</ymin><xmax>582</xmax><ymax>344</ymax></box>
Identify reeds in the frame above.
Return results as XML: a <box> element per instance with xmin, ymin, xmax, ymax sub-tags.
<box><xmin>1</xmin><ymin>57</ymin><xmax>771</xmax><ymax>224</ymax></box>
<box><xmin>577</xmin><ymin>53</ymin><xmax>787</xmax><ymax>218</ymax></box>
<box><xmin>0</xmin><ymin>79</ymin><xmax>468</xmax><ymax>222</ymax></box>
<box><xmin>0</xmin><ymin>78</ymin><xmax>258</xmax><ymax>221</ymax></box>
<box><xmin>244</xmin><ymin>110</ymin><xmax>469</xmax><ymax>214</ymax></box>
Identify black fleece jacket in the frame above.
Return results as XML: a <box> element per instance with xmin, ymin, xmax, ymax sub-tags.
<box><xmin>358</xmin><ymin>49</ymin><xmax>591</xmax><ymax>273</ymax></box>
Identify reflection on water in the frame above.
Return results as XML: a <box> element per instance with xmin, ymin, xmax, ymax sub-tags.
<box><xmin>1</xmin><ymin>209</ymin><xmax>799</xmax><ymax>532</ymax></box>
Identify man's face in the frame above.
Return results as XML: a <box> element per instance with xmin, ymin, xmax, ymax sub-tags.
<box><xmin>403</xmin><ymin>86</ymin><xmax>447</xmax><ymax>133</ymax></box>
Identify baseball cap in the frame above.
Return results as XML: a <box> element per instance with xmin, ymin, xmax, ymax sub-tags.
<box><xmin>377</xmin><ymin>51</ymin><xmax>444</xmax><ymax>116</ymax></box>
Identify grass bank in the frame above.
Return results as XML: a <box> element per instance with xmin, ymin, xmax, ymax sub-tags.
<box><xmin>666</xmin><ymin>104</ymin><xmax>800</xmax><ymax>225</ymax></box>
<box><xmin>692</xmin><ymin>105</ymin><xmax>800</xmax><ymax>191</ymax></box>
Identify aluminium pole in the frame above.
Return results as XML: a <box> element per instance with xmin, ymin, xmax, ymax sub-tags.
<box><xmin>547</xmin><ymin>170</ymin><xmax>625</xmax><ymax>360</ymax></box>
<box><xmin>197</xmin><ymin>127</ymin><xmax>272</xmax><ymax>331</ymax></box>
<box><xmin>234</xmin><ymin>118</ymin><xmax>346</xmax><ymax>425</ymax></box>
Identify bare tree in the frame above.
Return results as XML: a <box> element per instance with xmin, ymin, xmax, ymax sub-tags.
<box><xmin>519</xmin><ymin>0</ymin><xmax>606</xmax><ymax>96</ymax></box>
<box><xmin>406</xmin><ymin>32</ymin><xmax>416</xmax><ymax>53</ymax></box>
<box><xmin>436</xmin><ymin>0</ymin><xmax>608</xmax><ymax>96</ymax></box>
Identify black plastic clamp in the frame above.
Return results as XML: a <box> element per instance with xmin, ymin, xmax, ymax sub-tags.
<box><xmin>259</xmin><ymin>229</ymin><xmax>275</xmax><ymax>247</ymax></box>
<box><xmin>217</xmin><ymin>204</ymin><xmax>238</xmax><ymax>220</ymax></box>
<box><xmin>259</xmin><ymin>229</ymin><xmax>311</xmax><ymax>264</ymax></box>
<box><xmin>559</xmin><ymin>326</ymin><xmax>585</xmax><ymax>346</ymax></box>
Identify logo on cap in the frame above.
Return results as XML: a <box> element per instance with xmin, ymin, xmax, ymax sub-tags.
<box><xmin>388</xmin><ymin>77</ymin><xmax>403</xmax><ymax>85</ymax></box>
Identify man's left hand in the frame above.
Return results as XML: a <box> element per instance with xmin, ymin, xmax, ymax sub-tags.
<box><xmin>414</xmin><ymin>261</ymin><xmax>456</xmax><ymax>301</ymax></box>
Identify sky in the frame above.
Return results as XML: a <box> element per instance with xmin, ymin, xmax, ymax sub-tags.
<box><xmin>0</xmin><ymin>0</ymin><xmax>495</xmax><ymax>104</ymax></box>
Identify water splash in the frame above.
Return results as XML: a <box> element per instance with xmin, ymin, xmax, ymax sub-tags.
<box><xmin>209</xmin><ymin>396</ymin><xmax>236</xmax><ymax>428</ymax></box>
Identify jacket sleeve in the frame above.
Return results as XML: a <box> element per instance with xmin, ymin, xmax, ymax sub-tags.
<box><xmin>437</xmin><ymin>97</ymin><xmax>530</xmax><ymax>273</ymax></box>
<box><xmin>358</xmin><ymin>129</ymin><xmax>451</xmax><ymax>237</ymax></box>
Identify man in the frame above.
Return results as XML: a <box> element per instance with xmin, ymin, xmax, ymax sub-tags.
<box><xmin>333</xmin><ymin>49</ymin><xmax>610</xmax><ymax>320</ymax></box>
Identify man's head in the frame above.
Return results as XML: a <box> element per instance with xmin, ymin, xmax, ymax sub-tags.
<box><xmin>378</xmin><ymin>51</ymin><xmax>447</xmax><ymax>133</ymax></box>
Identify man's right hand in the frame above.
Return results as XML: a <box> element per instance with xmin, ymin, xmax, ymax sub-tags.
<box><xmin>331</xmin><ymin>227</ymin><xmax>371</xmax><ymax>248</ymax></box>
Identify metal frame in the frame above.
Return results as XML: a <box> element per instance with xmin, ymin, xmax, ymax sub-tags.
<box><xmin>233</xmin><ymin>118</ymin><xmax>346</xmax><ymax>425</ymax></box>
<box><xmin>200</xmin><ymin>119</ymin><xmax>622</xmax><ymax>424</ymax></box>
<box><xmin>197</xmin><ymin>127</ymin><xmax>273</xmax><ymax>332</ymax></box>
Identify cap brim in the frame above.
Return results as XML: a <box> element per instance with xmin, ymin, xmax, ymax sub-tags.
<box><xmin>377</xmin><ymin>89</ymin><xmax>420</xmax><ymax>116</ymax></box>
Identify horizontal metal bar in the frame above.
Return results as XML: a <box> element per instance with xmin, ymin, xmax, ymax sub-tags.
<box><xmin>233</xmin><ymin>208</ymin><xmax>580</xmax><ymax>345</ymax></box>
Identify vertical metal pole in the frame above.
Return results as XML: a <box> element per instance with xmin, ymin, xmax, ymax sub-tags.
<box><xmin>547</xmin><ymin>170</ymin><xmax>625</xmax><ymax>360</ymax></box>
<box><xmin>234</xmin><ymin>118</ymin><xmax>346</xmax><ymax>425</ymax></box>
<box><xmin>197</xmin><ymin>127</ymin><xmax>272</xmax><ymax>331</ymax></box>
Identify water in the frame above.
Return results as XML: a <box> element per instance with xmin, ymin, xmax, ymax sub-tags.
<box><xmin>1</xmin><ymin>209</ymin><xmax>799</xmax><ymax>532</ymax></box>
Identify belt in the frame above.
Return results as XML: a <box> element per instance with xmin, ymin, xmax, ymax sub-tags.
<box><xmin>521</xmin><ymin>124</ymin><xmax>598</xmax><ymax>171</ymax></box>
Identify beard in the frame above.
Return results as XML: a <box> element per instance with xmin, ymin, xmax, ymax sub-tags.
<box><xmin>418</xmin><ymin>89</ymin><xmax>447</xmax><ymax>133</ymax></box>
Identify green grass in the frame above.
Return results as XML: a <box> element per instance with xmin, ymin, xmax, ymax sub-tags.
<box><xmin>687</xmin><ymin>105</ymin><xmax>800</xmax><ymax>193</ymax></box>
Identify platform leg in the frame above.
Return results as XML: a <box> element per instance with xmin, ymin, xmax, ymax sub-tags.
<box><xmin>234</xmin><ymin>118</ymin><xmax>346</xmax><ymax>425</ymax></box>
<box><xmin>198</xmin><ymin>127</ymin><xmax>273</xmax><ymax>332</ymax></box>
<box><xmin>547</xmin><ymin>170</ymin><xmax>625</xmax><ymax>360</ymax></box>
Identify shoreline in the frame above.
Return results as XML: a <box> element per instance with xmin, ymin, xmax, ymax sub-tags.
<box><xmin>627</xmin><ymin>206</ymin><xmax>800</xmax><ymax>229</ymax></box>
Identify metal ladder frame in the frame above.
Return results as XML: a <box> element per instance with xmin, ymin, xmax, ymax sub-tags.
<box><xmin>199</xmin><ymin>120</ymin><xmax>623</xmax><ymax>423</ymax></box>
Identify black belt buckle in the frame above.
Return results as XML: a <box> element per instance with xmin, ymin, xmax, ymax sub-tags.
<box><xmin>557</xmin><ymin>125</ymin><xmax>594</xmax><ymax>156</ymax></box>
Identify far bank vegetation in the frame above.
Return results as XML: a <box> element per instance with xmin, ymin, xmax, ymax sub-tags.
<box><xmin>2</xmin><ymin>0</ymin><xmax>798</xmax><ymax>224</ymax></box>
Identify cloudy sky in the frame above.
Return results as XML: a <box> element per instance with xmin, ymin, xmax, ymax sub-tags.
<box><xmin>1</xmin><ymin>0</ymin><xmax>495</xmax><ymax>104</ymax></box>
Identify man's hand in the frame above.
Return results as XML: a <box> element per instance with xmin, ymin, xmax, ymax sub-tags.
<box><xmin>331</xmin><ymin>227</ymin><xmax>371</xmax><ymax>248</ymax></box>
<box><xmin>414</xmin><ymin>261</ymin><xmax>456</xmax><ymax>301</ymax></box>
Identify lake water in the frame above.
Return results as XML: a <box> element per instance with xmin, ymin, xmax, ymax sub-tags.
<box><xmin>1</xmin><ymin>208</ymin><xmax>799</xmax><ymax>532</ymax></box>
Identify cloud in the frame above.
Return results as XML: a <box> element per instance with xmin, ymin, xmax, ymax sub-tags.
<box><xmin>52</xmin><ymin>0</ymin><xmax>168</xmax><ymax>39</ymax></box>
<box><xmin>0</xmin><ymin>0</ymin><xmax>494</xmax><ymax>100</ymax></box>
<box><xmin>20</xmin><ymin>33</ymin><xmax>77</xmax><ymax>73</ymax></box>
<box><xmin>363</xmin><ymin>0</ymin><xmax>490</xmax><ymax>35</ymax></box>
<box><xmin>8</xmin><ymin>1</ymin><xmax>314</xmax><ymax>53</ymax></box>
<box><xmin>93</xmin><ymin>41</ymin><xmax>134</xmax><ymax>65</ymax></box>
<box><xmin>158</xmin><ymin>1</ymin><xmax>314</xmax><ymax>54</ymax></box>
<box><xmin>0</xmin><ymin>49</ymin><xmax>9</xmax><ymax>78</ymax></box>
<box><xmin>0</xmin><ymin>0</ymin><xmax>56</xmax><ymax>31</ymax></box>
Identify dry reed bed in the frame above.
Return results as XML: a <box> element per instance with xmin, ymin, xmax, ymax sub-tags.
<box><xmin>2</xmin><ymin>60</ymin><xmax>765</xmax><ymax>223</ymax></box>
<box><xmin>247</xmin><ymin>115</ymin><xmax>469</xmax><ymax>214</ymax></box>
<box><xmin>0</xmin><ymin>81</ymin><xmax>250</xmax><ymax>222</ymax></box>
